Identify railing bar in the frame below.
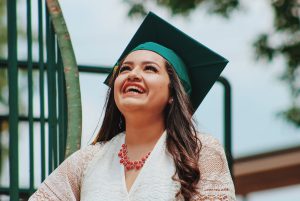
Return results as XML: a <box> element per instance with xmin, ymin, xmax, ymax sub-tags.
<box><xmin>7</xmin><ymin>0</ymin><xmax>19</xmax><ymax>200</ymax></box>
<box><xmin>46</xmin><ymin>6</ymin><xmax>59</xmax><ymax>172</ymax></box>
<box><xmin>63</xmin><ymin>81</ymin><xmax>68</xmax><ymax>157</ymax></box>
<box><xmin>217</xmin><ymin>77</ymin><xmax>233</xmax><ymax>177</ymax></box>
<box><xmin>27</xmin><ymin>0</ymin><xmax>35</xmax><ymax>194</ymax></box>
<box><xmin>52</xmin><ymin>30</ymin><xmax>59</xmax><ymax>169</ymax></box>
<box><xmin>0</xmin><ymin>59</ymin><xmax>112</xmax><ymax>73</ymax></box>
<box><xmin>57</xmin><ymin>47</ymin><xmax>66</xmax><ymax>163</ymax></box>
<box><xmin>0</xmin><ymin>115</ymin><xmax>49</xmax><ymax>122</ymax></box>
<box><xmin>45</xmin><ymin>4</ymin><xmax>52</xmax><ymax>173</ymax></box>
<box><xmin>38</xmin><ymin>0</ymin><xmax>46</xmax><ymax>181</ymax></box>
<box><xmin>0</xmin><ymin>187</ymin><xmax>36</xmax><ymax>199</ymax></box>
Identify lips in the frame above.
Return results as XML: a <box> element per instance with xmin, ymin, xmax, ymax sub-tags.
<box><xmin>122</xmin><ymin>83</ymin><xmax>146</xmax><ymax>94</ymax></box>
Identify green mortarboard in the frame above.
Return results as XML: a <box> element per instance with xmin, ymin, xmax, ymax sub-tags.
<box><xmin>105</xmin><ymin>12</ymin><xmax>228</xmax><ymax>111</ymax></box>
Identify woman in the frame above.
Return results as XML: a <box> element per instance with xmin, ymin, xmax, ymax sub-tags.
<box><xmin>29</xmin><ymin>12</ymin><xmax>235</xmax><ymax>201</ymax></box>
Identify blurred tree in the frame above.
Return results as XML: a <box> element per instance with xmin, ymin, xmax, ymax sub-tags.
<box><xmin>253</xmin><ymin>0</ymin><xmax>300</xmax><ymax>127</ymax></box>
<box><xmin>124</xmin><ymin>0</ymin><xmax>300</xmax><ymax>127</ymax></box>
<box><xmin>125</xmin><ymin>0</ymin><xmax>239</xmax><ymax>18</ymax></box>
<box><xmin>0</xmin><ymin>0</ymin><xmax>8</xmax><ymax>106</ymax></box>
<box><xmin>0</xmin><ymin>0</ymin><xmax>7</xmax><ymax>57</ymax></box>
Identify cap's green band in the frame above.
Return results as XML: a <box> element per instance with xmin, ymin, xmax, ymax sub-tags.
<box><xmin>130</xmin><ymin>42</ymin><xmax>191</xmax><ymax>95</ymax></box>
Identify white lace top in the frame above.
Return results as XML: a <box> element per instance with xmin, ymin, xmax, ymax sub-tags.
<box><xmin>29</xmin><ymin>132</ymin><xmax>236</xmax><ymax>201</ymax></box>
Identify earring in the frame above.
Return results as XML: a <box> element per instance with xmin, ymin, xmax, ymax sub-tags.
<box><xmin>168</xmin><ymin>98</ymin><xmax>174</xmax><ymax>104</ymax></box>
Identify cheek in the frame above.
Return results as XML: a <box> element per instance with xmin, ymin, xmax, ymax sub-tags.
<box><xmin>114</xmin><ymin>75</ymin><xmax>124</xmax><ymax>92</ymax></box>
<box><xmin>150</xmin><ymin>76</ymin><xmax>170</xmax><ymax>96</ymax></box>
<box><xmin>113</xmin><ymin>76</ymin><xmax>124</xmax><ymax>102</ymax></box>
<box><xmin>160</xmin><ymin>75</ymin><xmax>170</xmax><ymax>91</ymax></box>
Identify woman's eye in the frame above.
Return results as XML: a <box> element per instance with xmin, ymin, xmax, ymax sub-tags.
<box><xmin>119</xmin><ymin>66</ymin><xmax>131</xmax><ymax>73</ymax></box>
<box><xmin>145</xmin><ymin>65</ymin><xmax>158</xmax><ymax>72</ymax></box>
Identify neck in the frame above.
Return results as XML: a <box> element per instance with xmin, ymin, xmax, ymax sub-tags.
<box><xmin>124</xmin><ymin>113</ymin><xmax>165</xmax><ymax>147</ymax></box>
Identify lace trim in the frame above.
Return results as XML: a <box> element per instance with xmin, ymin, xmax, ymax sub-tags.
<box><xmin>29</xmin><ymin>143</ymin><xmax>103</xmax><ymax>201</ymax></box>
<box><xmin>194</xmin><ymin>134</ymin><xmax>236</xmax><ymax>201</ymax></box>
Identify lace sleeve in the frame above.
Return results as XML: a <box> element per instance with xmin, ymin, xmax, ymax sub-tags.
<box><xmin>29</xmin><ymin>144</ymin><xmax>101</xmax><ymax>201</ymax></box>
<box><xmin>194</xmin><ymin>134</ymin><xmax>236</xmax><ymax>201</ymax></box>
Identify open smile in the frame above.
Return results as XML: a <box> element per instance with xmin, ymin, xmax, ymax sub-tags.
<box><xmin>122</xmin><ymin>83</ymin><xmax>146</xmax><ymax>95</ymax></box>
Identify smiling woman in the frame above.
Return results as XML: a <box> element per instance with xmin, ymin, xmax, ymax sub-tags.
<box><xmin>29</xmin><ymin>12</ymin><xmax>236</xmax><ymax>201</ymax></box>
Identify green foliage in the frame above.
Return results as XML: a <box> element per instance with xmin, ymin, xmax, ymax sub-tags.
<box><xmin>0</xmin><ymin>0</ymin><xmax>7</xmax><ymax>57</ymax></box>
<box><xmin>253</xmin><ymin>0</ymin><xmax>300</xmax><ymax>127</ymax></box>
<box><xmin>128</xmin><ymin>3</ymin><xmax>147</xmax><ymax>17</ymax></box>
<box><xmin>0</xmin><ymin>0</ymin><xmax>7</xmax><ymax>106</ymax></box>
<box><xmin>0</xmin><ymin>69</ymin><xmax>7</xmax><ymax>105</ymax></box>
<box><xmin>206</xmin><ymin>0</ymin><xmax>239</xmax><ymax>18</ymax></box>
<box><xmin>280</xmin><ymin>105</ymin><xmax>300</xmax><ymax>127</ymax></box>
<box><xmin>125</xmin><ymin>0</ymin><xmax>239</xmax><ymax>17</ymax></box>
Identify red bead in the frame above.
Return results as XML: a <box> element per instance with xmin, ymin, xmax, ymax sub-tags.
<box><xmin>118</xmin><ymin>143</ymin><xmax>152</xmax><ymax>171</ymax></box>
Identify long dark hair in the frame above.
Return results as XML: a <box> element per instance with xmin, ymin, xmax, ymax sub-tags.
<box><xmin>93</xmin><ymin>60</ymin><xmax>202</xmax><ymax>201</ymax></box>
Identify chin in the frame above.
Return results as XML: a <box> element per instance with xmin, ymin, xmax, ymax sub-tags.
<box><xmin>117</xmin><ymin>99</ymin><xmax>147</xmax><ymax>111</ymax></box>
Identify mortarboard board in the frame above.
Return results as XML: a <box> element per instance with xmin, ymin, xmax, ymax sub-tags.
<box><xmin>104</xmin><ymin>12</ymin><xmax>228</xmax><ymax>111</ymax></box>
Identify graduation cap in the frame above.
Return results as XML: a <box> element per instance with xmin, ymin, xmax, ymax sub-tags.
<box><xmin>105</xmin><ymin>12</ymin><xmax>228</xmax><ymax>111</ymax></box>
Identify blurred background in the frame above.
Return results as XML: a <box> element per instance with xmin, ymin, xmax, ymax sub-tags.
<box><xmin>0</xmin><ymin>0</ymin><xmax>300</xmax><ymax>200</ymax></box>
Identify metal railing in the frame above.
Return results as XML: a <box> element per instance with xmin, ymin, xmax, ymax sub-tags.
<box><xmin>0</xmin><ymin>57</ymin><xmax>111</xmax><ymax>200</ymax></box>
<box><xmin>3</xmin><ymin>0</ymin><xmax>69</xmax><ymax>199</ymax></box>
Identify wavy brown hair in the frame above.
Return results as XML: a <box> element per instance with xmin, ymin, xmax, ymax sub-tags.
<box><xmin>93</xmin><ymin>59</ymin><xmax>202</xmax><ymax>201</ymax></box>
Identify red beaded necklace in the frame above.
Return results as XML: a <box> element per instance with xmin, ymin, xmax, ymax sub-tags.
<box><xmin>118</xmin><ymin>144</ymin><xmax>151</xmax><ymax>171</ymax></box>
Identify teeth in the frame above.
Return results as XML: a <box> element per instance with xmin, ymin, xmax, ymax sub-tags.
<box><xmin>125</xmin><ymin>85</ymin><xmax>144</xmax><ymax>93</ymax></box>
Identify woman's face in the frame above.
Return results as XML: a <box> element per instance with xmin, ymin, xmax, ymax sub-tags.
<box><xmin>114</xmin><ymin>50</ymin><xmax>171</xmax><ymax>116</ymax></box>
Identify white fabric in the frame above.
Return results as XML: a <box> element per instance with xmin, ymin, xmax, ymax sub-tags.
<box><xmin>29</xmin><ymin>132</ymin><xmax>236</xmax><ymax>201</ymax></box>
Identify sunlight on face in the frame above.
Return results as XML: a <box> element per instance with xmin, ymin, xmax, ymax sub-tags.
<box><xmin>114</xmin><ymin>50</ymin><xmax>171</xmax><ymax>116</ymax></box>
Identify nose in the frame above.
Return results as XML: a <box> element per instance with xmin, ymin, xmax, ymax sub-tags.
<box><xmin>127</xmin><ymin>68</ymin><xmax>142</xmax><ymax>81</ymax></box>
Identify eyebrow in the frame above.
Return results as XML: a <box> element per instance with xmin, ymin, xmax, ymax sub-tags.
<box><xmin>122</xmin><ymin>61</ymin><xmax>162</xmax><ymax>68</ymax></box>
